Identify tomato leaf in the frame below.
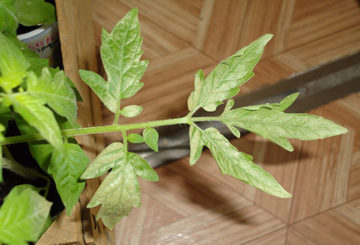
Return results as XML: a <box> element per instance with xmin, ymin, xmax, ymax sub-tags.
<box><xmin>128</xmin><ymin>152</ymin><xmax>158</xmax><ymax>181</ymax></box>
<box><xmin>120</xmin><ymin>105</ymin><xmax>143</xmax><ymax>118</ymax></box>
<box><xmin>48</xmin><ymin>143</ymin><xmax>89</xmax><ymax>215</ymax></box>
<box><xmin>81</xmin><ymin>142</ymin><xmax>124</xmax><ymax>179</ymax></box>
<box><xmin>187</xmin><ymin>34</ymin><xmax>272</xmax><ymax>113</ymax></box>
<box><xmin>14</xmin><ymin>0</ymin><xmax>55</xmax><ymax>26</ymax></box>
<box><xmin>0</xmin><ymin>184</ymin><xmax>52</xmax><ymax>245</ymax></box>
<box><xmin>143</xmin><ymin>127</ymin><xmax>159</xmax><ymax>152</ymax></box>
<box><xmin>0</xmin><ymin>32</ymin><xmax>29</xmax><ymax>92</ymax></box>
<box><xmin>27</xmin><ymin>68</ymin><xmax>78</xmax><ymax>127</ymax></box>
<box><xmin>189</xmin><ymin>126</ymin><xmax>292</xmax><ymax>198</ymax></box>
<box><xmin>127</xmin><ymin>133</ymin><xmax>144</xmax><ymax>143</ymax></box>
<box><xmin>87</xmin><ymin>162</ymin><xmax>141</xmax><ymax>230</ymax></box>
<box><xmin>79</xmin><ymin>8</ymin><xmax>148</xmax><ymax>114</ymax></box>
<box><xmin>222</xmin><ymin>102</ymin><xmax>348</xmax><ymax>152</ymax></box>
<box><xmin>6</xmin><ymin>93</ymin><xmax>63</xmax><ymax>150</ymax></box>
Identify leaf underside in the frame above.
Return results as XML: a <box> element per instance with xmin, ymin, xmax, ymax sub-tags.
<box><xmin>79</xmin><ymin>8</ymin><xmax>148</xmax><ymax>114</ymax></box>
<box><xmin>82</xmin><ymin>142</ymin><xmax>158</xmax><ymax>229</ymax></box>
<box><xmin>187</xmin><ymin>34</ymin><xmax>273</xmax><ymax>113</ymax></box>
<box><xmin>189</xmin><ymin>125</ymin><xmax>292</xmax><ymax>198</ymax></box>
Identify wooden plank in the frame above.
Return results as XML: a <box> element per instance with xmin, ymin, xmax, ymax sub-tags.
<box><xmin>286</xmin><ymin>228</ymin><xmax>317</xmax><ymax>245</ymax></box>
<box><xmin>93</xmin><ymin>0</ymin><xmax>189</xmax><ymax>61</ymax></box>
<box><xmin>290</xmin><ymin>199</ymin><xmax>360</xmax><ymax>244</ymax></box>
<box><xmin>38</xmin><ymin>1</ymin><xmax>109</xmax><ymax>244</ymax></box>
<box><xmin>251</xmin><ymin>137</ymin><xmax>302</xmax><ymax>223</ymax></box>
<box><xmin>289</xmin><ymin>103</ymin><xmax>356</xmax><ymax>223</ymax></box>
<box><xmin>119</xmin><ymin>0</ymin><xmax>202</xmax><ymax>43</ymax></box>
<box><xmin>154</xmin><ymin>200</ymin><xmax>285</xmax><ymax>245</ymax></box>
<box><xmin>243</xmin><ymin>228</ymin><xmax>287</xmax><ymax>245</ymax></box>
<box><xmin>287</xmin><ymin>0</ymin><xmax>360</xmax><ymax>50</ymax></box>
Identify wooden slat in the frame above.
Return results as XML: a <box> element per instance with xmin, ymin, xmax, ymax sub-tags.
<box><xmin>38</xmin><ymin>1</ymin><xmax>109</xmax><ymax>244</ymax></box>
<box><xmin>287</xmin><ymin>0</ymin><xmax>360</xmax><ymax>50</ymax></box>
<box><xmin>243</xmin><ymin>228</ymin><xmax>287</xmax><ymax>245</ymax></box>
<box><xmin>93</xmin><ymin>0</ymin><xmax>189</xmax><ymax>61</ymax></box>
<box><xmin>290</xmin><ymin>199</ymin><xmax>360</xmax><ymax>244</ymax></box>
<box><xmin>119</xmin><ymin>0</ymin><xmax>203</xmax><ymax>43</ymax></box>
<box><xmin>286</xmin><ymin>228</ymin><xmax>318</xmax><ymax>245</ymax></box>
<box><xmin>154</xmin><ymin>199</ymin><xmax>284</xmax><ymax>245</ymax></box>
<box><xmin>289</xmin><ymin>115</ymin><xmax>354</xmax><ymax>223</ymax></box>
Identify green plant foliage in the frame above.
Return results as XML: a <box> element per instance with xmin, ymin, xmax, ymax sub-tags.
<box><xmin>143</xmin><ymin>127</ymin><xmax>159</xmax><ymax>152</ymax></box>
<box><xmin>0</xmin><ymin>0</ymin><xmax>18</xmax><ymax>35</ymax></box>
<box><xmin>128</xmin><ymin>152</ymin><xmax>159</xmax><ymax>181</ymax></box>
<box><xmin>5</xmin><ymin>93</ymin><xmax>63</xmax><ymax>150</ymax></box>
<box><xmin>221</xmin><ymin>99</ymin><xmax>347</xmax><ymax>152</ymax></box>
<box><xmin>127</xmin><ymin>133</ymin><xmax>144</xmax><ymax>143</ymax></box>
<box><xmin>120</xmin><ymin>105</ymin><xmax>143</xmax><ymax>118</ymax></box>
<box><xmin>14</xmin><ymin>0</ymin><xmax>55</xmax><ymax>26</ymax></box>
<box><xmin>0</xmin><ymin>184</ymin><xmax>52</xmax><ymax>245</ymax></box>
<box><xmin>87</xmin><ymin>162</ymin><xmax>141</xmax><ymax>230</ymax></box>
<box><xmin>79</xmin><ymin>8</ymin><xmax>148</xmax><ymax>115</ymax></box>
<box><xmin>187</xmin><ymin>34</ymin><xmax>272</xmax><ymax>113</ymax></box>
<box><xmin>82</xmin><ymin>142</ymin><xmax>158</xmax><ymax>229</ymax></box>
<box><xmin>189</xmin><ymin>125</ymin><xmax>291</xmax><ymax>198</ymax></box>
<box><xmin>0</xmin><ymin>32</ymin><xmax>29</xmax><ymax>92</ymax></box>
<box><xmin>0</xmin><ymin>6</ymin><xmax>349</xmax><ymax>234</ymax></box>
<box><xmin>81</xmin><ymin>142</ymin><xmax>125</xmax><ymax>179</ymax></box>
<box><xmin>241</xmin><ymin>92</ymin><xmax>299</xmax><ymax>111</ymax></box>
<box><xmin>27</xmin><ymin>68</ymin><xmax>78</xmax><ymax>127</ymax></box>
<box><xmin>0</xmin><ymin>0</ymin><xmax>55</xmax><ymax>37</ymax></box>
<box><xmin>0</xmin><ymin>146</ymin><xmax>2</xmax><ymax>182</ymax></box>
<box><xmin>48</xmin><ymin>143</ymin><xmax>89</xmax><ymax>215</ymax></box>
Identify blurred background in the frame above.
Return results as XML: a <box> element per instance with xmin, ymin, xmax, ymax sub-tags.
<box><xmin>90</xmin><ymin>0</ymin><xmax>360</xmax><ymax>244</ymax></box>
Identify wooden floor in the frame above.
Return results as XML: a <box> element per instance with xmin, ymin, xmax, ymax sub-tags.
<box><xmin>90</xmin><ymin>0</ymin><xmax>360</xmax><ymax>244</ymax></box>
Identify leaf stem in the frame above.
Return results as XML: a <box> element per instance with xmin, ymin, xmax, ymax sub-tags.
<box><xmin>0</xmin><ymin>116</ymin><xmax>223</xmax><ymax>145</ymax></box>
<box><xmin>2</xmin><ymin>158</ymin><xmax>51</xmax><ymax>189</ymax></box>
<box><xmin>122</xmin><ymin>129</ymin><xmax>128</xmax><ymax>153</ymax></box>
<box><xmin>113</xmin><ymin>109</ymin><xmax>121</xmax><ymax>125</ymax></box>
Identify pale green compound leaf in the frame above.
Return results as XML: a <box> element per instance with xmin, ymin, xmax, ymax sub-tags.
<box><xmin>225</xmin><ymin>123</ymin><xmax>241</xmax><ymax>138</ymax></box>
<box><xmin>241</xmin><ymin>92</ymin><xmax>299</xmax><ymax>112</ymax></box>
<box><xmin>48</xmin><ymin>143</ymin><xmax>89</xmax><ymax>215</ymax></box>
<box><xmin>187</xmin><ymin>34</ymin><xmax>272</xmax><ymax>113</ymax></box>
<box><xmin>190</xmin><ymin>126</ymin><xmax>292</xmax><ymax>198</ymax></box>
<box><xmin>120</xmin><ymin>105</ymin><xmax>143</xmax><ymax>118</ymax></box>
<box><xmin>189</xmin><ymin>124</ymin><xmax>205</xmax><ymax>166</ymax></box>
<box><xmin>127</xmin><ymin>133</ymin><xmax>144</xmax><ymax>143</ymax></box>
<box><xmin>0</xmin><ymin>184</ymin><xmax>52</xmax><ymax>245</ymax></box>
<box><xmin>222</xmin><ymin>107</ymin><xmax>348</xmax><ymax>152</ymax></box>
<box><xmin>14</xmin><ymin>0</ymin><xmax>55</xmax><ymax>26</ymax></box>
<box><xmin>127</xmin><ymin>152</ymin><xmax>159</xmax><ymax>181</ymax></box>
<box><xmin>27</xmin><ymin>68</ymin><xmax>78</xmax><ymax>127</ymax></box>
<box><xmin>143</xmin><ymin>127</ymin><xmax>159</xmax><ymax>152</ymax></box>
<box><xmin>80</xmin><ymin>8</ymin><xmax>148</xmax><ymax>114</ymax></box>
<box><xmin>81</xmin><ymin>142</ymin><xmax>124</xmax><ymax>179</ymax></box>
<box><xmin>79</xmin><ymin>69</ymin><xmax>117</xmax><ymax>112</ymax></box>
<box><xmin>0</xmin><ymin>32</ymin><xmax>30</xmax><ymax>92</ymax></box>
<box><xmin>6</xmin><ymin>93</ymin><xmax>63</xmax><ymax>150</ymax></box>
<box><xmin>87</xmin><ymin>162</ymin><xmax>141</xmax><ymax>230</ymax></box>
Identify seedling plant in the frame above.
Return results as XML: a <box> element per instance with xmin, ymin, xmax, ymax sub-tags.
<box><xmin>0</xmin><ymin>4</ymin><xmax>347</xmax><ymax>244</ymax></box>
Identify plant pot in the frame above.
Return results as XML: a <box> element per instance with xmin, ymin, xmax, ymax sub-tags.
<box><xmin>17</xmin><ymin>22</ymin><xmax>62</xmax><ymax>67</ymax></box>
